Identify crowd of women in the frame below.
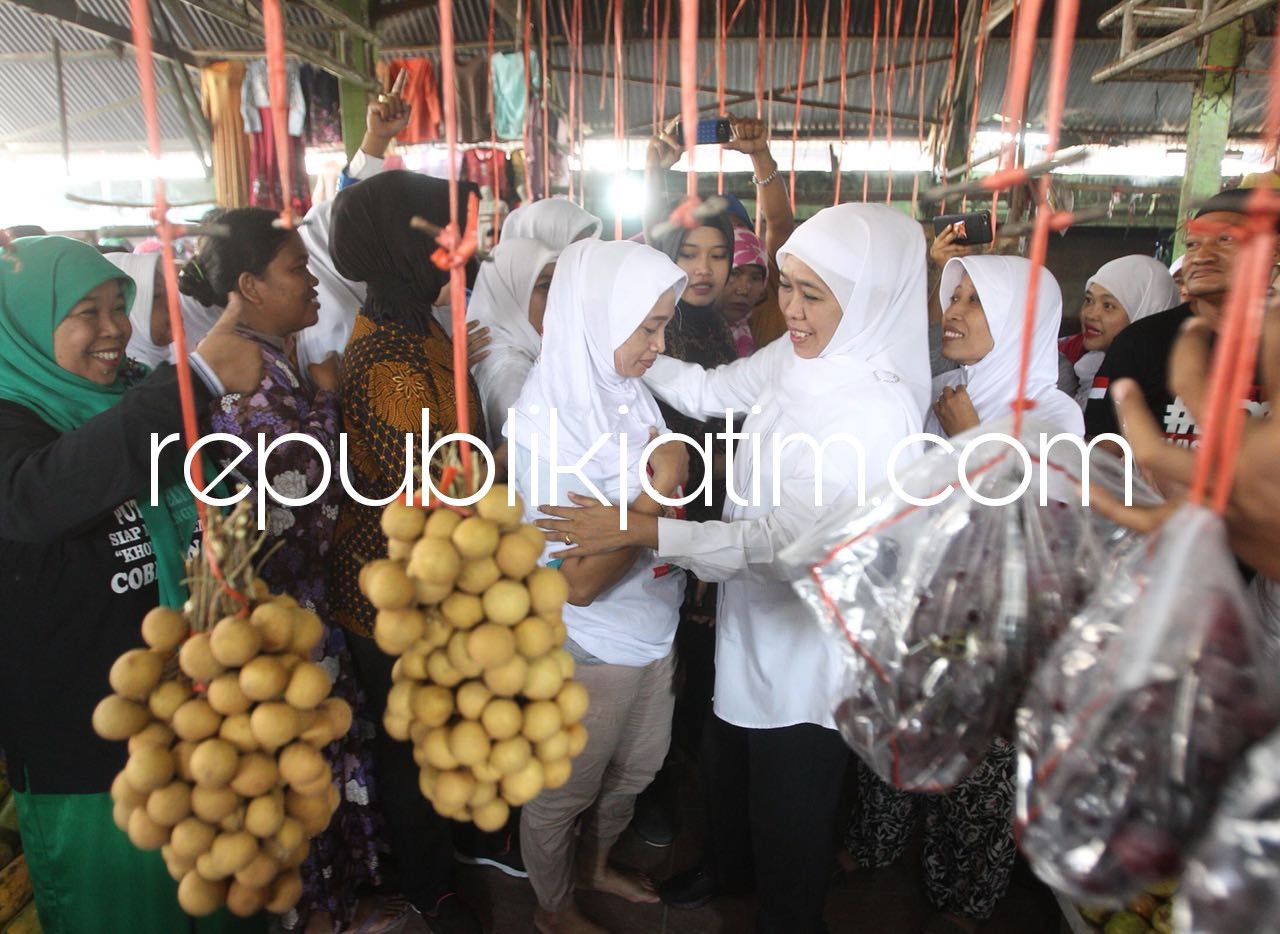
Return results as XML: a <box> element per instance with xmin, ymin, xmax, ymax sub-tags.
<box><xmin>1</xmin><ymin>100</ymin><xmax>1272</xmax><ymax>934</ymax></box>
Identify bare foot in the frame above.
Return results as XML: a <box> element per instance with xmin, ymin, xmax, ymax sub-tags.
<box><xmin>578</xmin><ymin>864</ymin><xmax>660</xmax><ymax>904</ymax></box>
<box><xmin>339</xmin><ymin>895</ymin><xmax>411</xmax><ymax>933</ymax></box>
<box><xmin>534</xmin><ymin>905</ymin><xmax>608</xmax><ymax>934</ymax></box>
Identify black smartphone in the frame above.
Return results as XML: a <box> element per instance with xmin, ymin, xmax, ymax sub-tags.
<box><xmin>931</xmin><ymin>211</ymin><xmax>994</xmax><ymax>246</ymax></box>
<box><xmin>675</xmin><ymin>117</ymin><xmax>733</xmax><ymax>146</ymax></box>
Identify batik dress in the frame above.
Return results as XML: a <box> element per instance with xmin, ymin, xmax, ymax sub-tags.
<box><xmin>209</xmin><ymin>335</ymin><xmax>381</xmax><ymax>930</ymax></box>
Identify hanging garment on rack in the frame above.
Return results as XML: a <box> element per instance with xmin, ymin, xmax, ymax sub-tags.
<box><xmin>240</xmin><ymin>58</ymin><xmax>305</xmax><ymax>136</ymax></box>
<box><xmin>247</xmin><ymin>105</ymin><xmax>312</xmax><ymax>215</ymax></box>
<box><xmin>461</xmin><ymin>148</ymin><xmax>507</xmax><ymax>196</ymax></box>
<box><xmin>200</xmin><ymin>61</ymin><xmax>250</xmax><ymax>208</ymax></box>
<box><xmin>491</xmin><ymin>51</ymin><xmax>539</xmax><ymax>141</ymax></box>
<box><xmin>301</xmin><ymin>64</ymin><xmax>342</xmax><ymax>146</ymax></box>
<box><xmin>387</xmin><ymin>58</ymin><xmax>442</xmax><ymax>145</ymax></box>
<box><xmin>453</xmin><ymin>54</ymin><xmax>492</xmax><ymax>144</ymax></box>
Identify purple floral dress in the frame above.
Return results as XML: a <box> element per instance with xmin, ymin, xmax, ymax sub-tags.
<box><xmin>210</xmin><ymin>338</ymin><xmax>383</xmax><ymax>930</ymax></box>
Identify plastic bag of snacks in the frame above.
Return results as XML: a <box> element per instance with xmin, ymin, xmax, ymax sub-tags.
<box><xmin>1017</xmin><ymin>505</ymin><xmax>1280</xmax><ymax>905</ymax></box>
<box><xmin>783</xmin><ymin>417</ymin><xmax>1153</xmax><ymax>792</ymax></box>
<box><xmin>361</xmin><ymin>482</ymin><xmax>587</xmax><ymax>830</ymax></box>
<box><xmin>1176</xmin><ymin>726</ymin><xmax>1280</xmax><ymax>934</ymax></box>
<box><xmin>93</xmin><ymin>501</ymin><xmax>349</xmax><ymax>917</ymax></box>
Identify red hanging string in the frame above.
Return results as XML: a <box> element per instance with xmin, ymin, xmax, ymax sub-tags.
<box><xmin>864</xmin><ymin>0</ymin><xmax>881</xmax><ymax>202</ymax></box>
<box><xmin>716</xmin><ymin>0</ymin><xmax>726</xmax><ymax>195</ymax></box>
<box><xmin>962</xmin><ymin>0</ymin><xmax>993</xmax><ymax>212</ymax></box>
<box><xmin>679</xmin><ymin>0</ymin><xmax>699</xmax><ymax>199</ymax></box>
<box><xmin>488</xmin><ymin>0</ymin><xmax>503</xmax><ymax>237</ymax></box>
<box><xmin>575</xmin><ymin>0</ymin><xmax>585</xmax><ymax>204</ymax></box>
<box><xmin>755</xmin><ymin>0</ymin><xmax>767</xmax><ymax>233</ymax></box>
<box><xmin>540</xmin><ymin>0</ymin><xmax>551</xmax><ymax>200</ymax></box>
<box><xmin>834</xmin><ymin>0</ymin><xmax>850</xmax><ymax>205</ymax></box>
<box><xmin>438</xmin><ymin>0</ymin><xmax>475</xmax><ymax>482</ymax></box>
<box><xmin>555</xmin><ymin>0</ymin><xmax>576</xmax><ymax>203</ymax></box>
<box><xmin>816</xmin><ymin>0</ymin><xmax>830</xmax><ymax>97</ymax></box>
<box><xmin>1008</xmin><ymin>0</ymin><xmax>1075</xmax><ymax>438</ymax></box>
<box><xmin>658</xmin><ymin>0</ymin><xmax>672</xmax><ymax>132</ymax></box>
<box><xmin>260</xmin><ymin>0</ymin><xmax>295</xmax><ymax>228</ymax></box>
<box><xmin>789</xmin><ymin>3</ymin><xmax>807</xmax><ymax>212</ymax></box>
<box><xmin>915</xmin><ymin>0</ymin><xmax>935</xmax><ymax>216</ymax></box>
<box><xmin>614</xmin><ymin>0</ymin><xmax>626</xmax><ymax>238</ymax></box>
<box><xmin>651</xmin><ymin>0</ymin><xmax>661</xmax><ymax>132</ymax></box>
<box><xmin>885</xmin><ymin>0</ymin><xmax>906</xmax><ymax>204</ymax></box>
<box><xmin>521</xmin><ymin>7</ymin><xmax>534</xmax><ymax>203</ymax></box>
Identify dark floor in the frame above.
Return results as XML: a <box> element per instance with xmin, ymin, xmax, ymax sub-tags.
<box><xmin>438</xmin><ymin>757</ymin><xmax>1068</xmax><ymax>934</ymax></box>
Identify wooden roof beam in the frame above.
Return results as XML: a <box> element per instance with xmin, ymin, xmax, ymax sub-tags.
<box><xmin>7</xmin><ymin>0</ymin><xmax>199</xmax><ymax>69</ymax></box>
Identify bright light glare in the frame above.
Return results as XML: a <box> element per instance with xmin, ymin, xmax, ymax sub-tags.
<box><xmin>608</xmin><ymin>174</ymin><xmax>647</xmax><ymax>219</ymax></box>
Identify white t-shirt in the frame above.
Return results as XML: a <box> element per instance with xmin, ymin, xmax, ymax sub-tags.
<box><xmin>510</xmin><ymin>441</ymin><xmax>684</xmax><ymax>667</ymax></box>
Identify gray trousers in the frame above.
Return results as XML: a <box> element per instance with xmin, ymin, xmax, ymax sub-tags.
<box><xmin>520</xmin><ymin>647</ymin><xmax>676</xmax><ymax>912</ymax></box>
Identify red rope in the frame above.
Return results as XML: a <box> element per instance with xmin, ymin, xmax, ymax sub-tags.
<box><xmin>521</xmin><ymin>9</ymin><xmax>534</xmax><ymax>204</ymax></box>
<box><xmin>679</xmin><ymin>0</ymin><xmax>699</xmax><ymax>199</ymax></box>
<box><xmin>755</xmin><ymin>0</ymin><xmax>767</xmax><ymax>234</ymax></box>
<box><xmin>614</xmin><ymin>0</ymin><xmax>626</xmax><ymax>238</ymax></box>
<box><xmin>962</xmin><ymin>0</ymin><xmax>993</xmax><ymax>211</ymax></box>
<box><xmin>1009</xmin><ymin>0</ymin><xmax>1076</xmax><ymax>438</ymax></box>
<box><xmin>575</xmin><ymin>0</ymin><xmax>585</xmax><ymax>204</ymax></box>
<box><xmin>863</xmin><ymin>0</ymin><xmax>882</xmax><ymax>202</ymax></box>
<box><xmin>260</xmin><ymin>0</ymin><xmax>294</xmax><ymax>228</ymax></box>
<box><xmin>789</xmin><ymin>2</ymin><xmax>808</xmax><ymax>213</ymax></box>
<box><xmin>438</xmin><ymin>0</ymin><xmax>474</xmax><ymax>483</ymax></box>
<box><xmin>716</xmin><ymin>0</ymin><xmax>726</xmax><ymax>195</ymax></box>
<box><xmin>834</xmin><ymin>0</ymin><xmax>850</xmax><ymax>205</ymax></box>
<box><xmin>886</xmin><ymin>0</ymin><xmax>906</xmax><ymax>204</ymax></box>
<box><xmin>487</xmin><ymin>0</ymin><xmax>502</xmax><ymax>239</ymax></box>
<box><xmin>540</xmin><ymin>0</ymin><xmax>551</xmax><ymax>200</ymax></box>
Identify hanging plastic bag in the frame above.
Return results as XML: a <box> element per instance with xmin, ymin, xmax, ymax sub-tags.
<box><xmin>1016</xmin><ymin>505</ymin><xmax>1280</xmax><ymax>905</ymax></box>
<box><xmin>1176</xmin><ymin>725</ymin><xmax>1280</xmax><ymax>934</ymax></box>
<box><xmin>784</xmin><ymin>416</ymin><xmax>1151</xmax><ymax>791</ymax></box>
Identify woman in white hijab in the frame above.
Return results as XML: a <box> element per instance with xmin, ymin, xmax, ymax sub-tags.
<box><xmin>506</xmin><ymin>239</ymin><xmax>690</xmax><ymax>934</ymax></box>
<box><xmin>102</xmin><ymin>252</ymin><xmax>173</xmax><ymax>368</ymax></box>
<box><xmin>467</xmin><ymin>236</ymin><xmax>558</xmax><ymax>442</ymax></box>
<box><xmin>501</xmin><ymin>198</ymin><xmax>602</xmax><ymax>250</ymax></box>
<box><xmin>1065</xmin><ymin>255</ymin><xmax>1182</xmax><ymax>407</ymax></box>
<box><xmin>930</xmin><ymin>254</ymin><xmax>1085</xmax><ymax>437</ymax></box>
<box><xmin>294</xmin><ymin>197</ymin><xmax>368</xmax><ymax>380</ymax></box>
<box><xmin>535</xmin><ymin>203</ymin><xmax>931</xmax><ymax>932</ymax></box>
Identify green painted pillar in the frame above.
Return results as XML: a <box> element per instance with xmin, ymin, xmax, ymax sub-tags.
<box><xmin>339</xmin><ymin>0</ymin><xmax>373</xmax><ymax>161</ymax></box>
<box><xmin>1173</xmin><ymin>20</ymin><xmax>1245</xmax><ymax>255</ymax></box>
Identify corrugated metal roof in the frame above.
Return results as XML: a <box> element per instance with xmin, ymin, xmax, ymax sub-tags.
<box><xmin>0</xmin><ymin>0</ymin><xmax>1274</xmax><ymax>151</ymax></box>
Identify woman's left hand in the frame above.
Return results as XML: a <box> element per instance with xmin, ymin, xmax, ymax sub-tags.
<box><xmin>537</xmin><ymin>492</ymin><xmax>633</xmax><ymax>558</ymax></box>
<box><xmin>466</xmin><ymin>320</ymin><xmax>492</xmax><ymax>366</ymax></box>
<box><xmin>933</xmin><ymin>385</ymin><xmax>980</xmax><ymax>437</ymax></box>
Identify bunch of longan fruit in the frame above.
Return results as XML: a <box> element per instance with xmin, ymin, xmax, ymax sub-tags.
<box><xmin>93</xmin><ymin>585</ymin><xmax>351</xmax><ymax>918</ymax></box>
<box><xmin>361</xmin><ymin>484</ymin><xmax>589</xmax><ymax>830</ymax></box>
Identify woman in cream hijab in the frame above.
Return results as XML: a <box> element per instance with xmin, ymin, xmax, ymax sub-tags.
<box><xmin>1062</xmin><ymin>255</ymin><xmax>1182</xmax><ymax>407</ymax></box>
<box><xmin>535</xmin><ymin>203</ymin><xmax>931</xmax><ymax>932</ymax></box>
<box><xmin>506</xmin><ymin>239</ymin><xmax>689</xmax><ymax>934</ymax></box>
<box><xmin>930</xmin><ymin>254</ymin><xmax>1085</xmax><ymax>437</ymax></box>
<box><xmin>102</xmin><ymin>252</ymin><xmax>172</xmax><ymax>368</ymax></box>
<box><xmin>501</xmin><ymin>197</ymin><xmax>602</xmax><ymax>249</ymax></box>
<box><xmin>467</xmin><ymin>236</ymin><xmax>558</xmax><ymax>442</ymax></box>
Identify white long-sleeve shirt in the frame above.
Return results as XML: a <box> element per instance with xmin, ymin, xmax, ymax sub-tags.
<box><xmin>645</xmin><ymin>343</ymin><xmax>923</xmax><ymax>729</ymax></box>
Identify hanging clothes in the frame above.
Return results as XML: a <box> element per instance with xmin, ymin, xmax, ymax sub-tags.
<box><xmin>461</xmin><ymin>147</ymin><xmax>506</xmax><ymax>195</ymax></box>
<box><xmin>454</xmin><ymin>54</ymin><xmax>492</xmax><ymax>143</ymax></box>
<box><xmin>387</xmin><ymin>58</ymin><xmax>442</xmax><ymax>144</ymax></box>
<box><xmin>241</xmin><ymin>60</ymin><xmax>311</xmax><ymax>215</ymax></box>
<box><xmin>199</xmin><ymin>61</ymin><xmax>250</xmax><ymax>208</ymax></box>
<box><xmin>492</xmin><ymin>51</ymin><xmax>539</xmax><ymax>141</ymax></box>
<box><xmin>300</xmin><ymin>64</ymin><xmax>342</xmax><ymax>146</ymax></box>
<box><xmin>241</xmin><ymin>59</ymin><xmax>306</xmax><ymax>136</ymax></box>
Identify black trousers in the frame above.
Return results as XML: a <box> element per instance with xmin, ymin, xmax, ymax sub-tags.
<box><xmin>347</xmin><ymin>630</ymin><xmax>456</xmax><ymax>912</ymax></box>
<box><xmin>703</xmin><ymin>714</ymin><xmax>850</xmax><ymax>934</ymax></box>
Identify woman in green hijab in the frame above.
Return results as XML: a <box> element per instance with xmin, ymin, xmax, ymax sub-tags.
<box><xmin>0</xmin><ymin>236</ymin><xmax>261</xmax><ymax>933</ymax></box>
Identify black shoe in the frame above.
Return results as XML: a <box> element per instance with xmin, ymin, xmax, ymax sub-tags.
<box><xmin>418</xmin><ymin>892</ymin><xmax>484</xmax><ymax>934</ymax></box>
<box><xmin>630</xmin><ymin>792</ymin><xmax>676</xmax><ymax>847</ymax></box>
<box><xmin>454</xmin><ymin>828</ymin><xmax>528</xmax><ymax>879</ymax></box>
<box><xmin>660</xmin><ymin>867</ymin><xmax>719</xmax><ymax>910</ymax></box>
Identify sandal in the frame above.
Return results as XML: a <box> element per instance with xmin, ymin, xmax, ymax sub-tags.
<box><xmin>346</xmin><ymin>896</ymin><xmax>413</xmax><ymax>934</ymax></box>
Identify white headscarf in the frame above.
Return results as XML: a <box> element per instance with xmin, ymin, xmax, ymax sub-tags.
<box><xmin>773</xmin><ymin>203</ymin><xmax>932</xmax><ymax>416</ymax></box>
<box><xmin>502</xmin><ymin>198</ymin><xmax>603</xmax><ymax>250</ymax></box>
<box><xmin>295</xmin><ymin>198</ymin><xmax>367</xmax><ymax>378</ymax></box>
<box><xmin>505</xmin><ymin>239</ymin><xmax>686</xmax><ymax>488</ymax></box>
<box><xmin>933</xmin><ymin>254</ymin><xmax>1084</xmax><ymax>436</ymax></box>
<box><xmin>104</xmin><ymin>252</ymin><xmax>172</xmax><ymax>368</ymax></box>
<box><xmin>467</xmin><ymin>237</ymin><xmax>559</xmax><ymax>361</ymax></box>
<box><xmin>1071</xmin><ymin>255</ymin><xmax>1182</xmax><ymax>405</ymax></box>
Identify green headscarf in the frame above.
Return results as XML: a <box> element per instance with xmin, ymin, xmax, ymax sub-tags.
<box><xmin>0</xmin><ymin>236</ymin><xmax>197</xmax><ymax>608</ymax></box>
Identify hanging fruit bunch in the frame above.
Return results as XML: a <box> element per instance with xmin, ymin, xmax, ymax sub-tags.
<box><xmin>360</xmin><ymin>459</ymin><xmax>587</xmax><ymax>832</ymax></box>
<box><xmin>92</xmin><ymin>500</ymin><xmax>351</xmax><ymax>918</ymax></box>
